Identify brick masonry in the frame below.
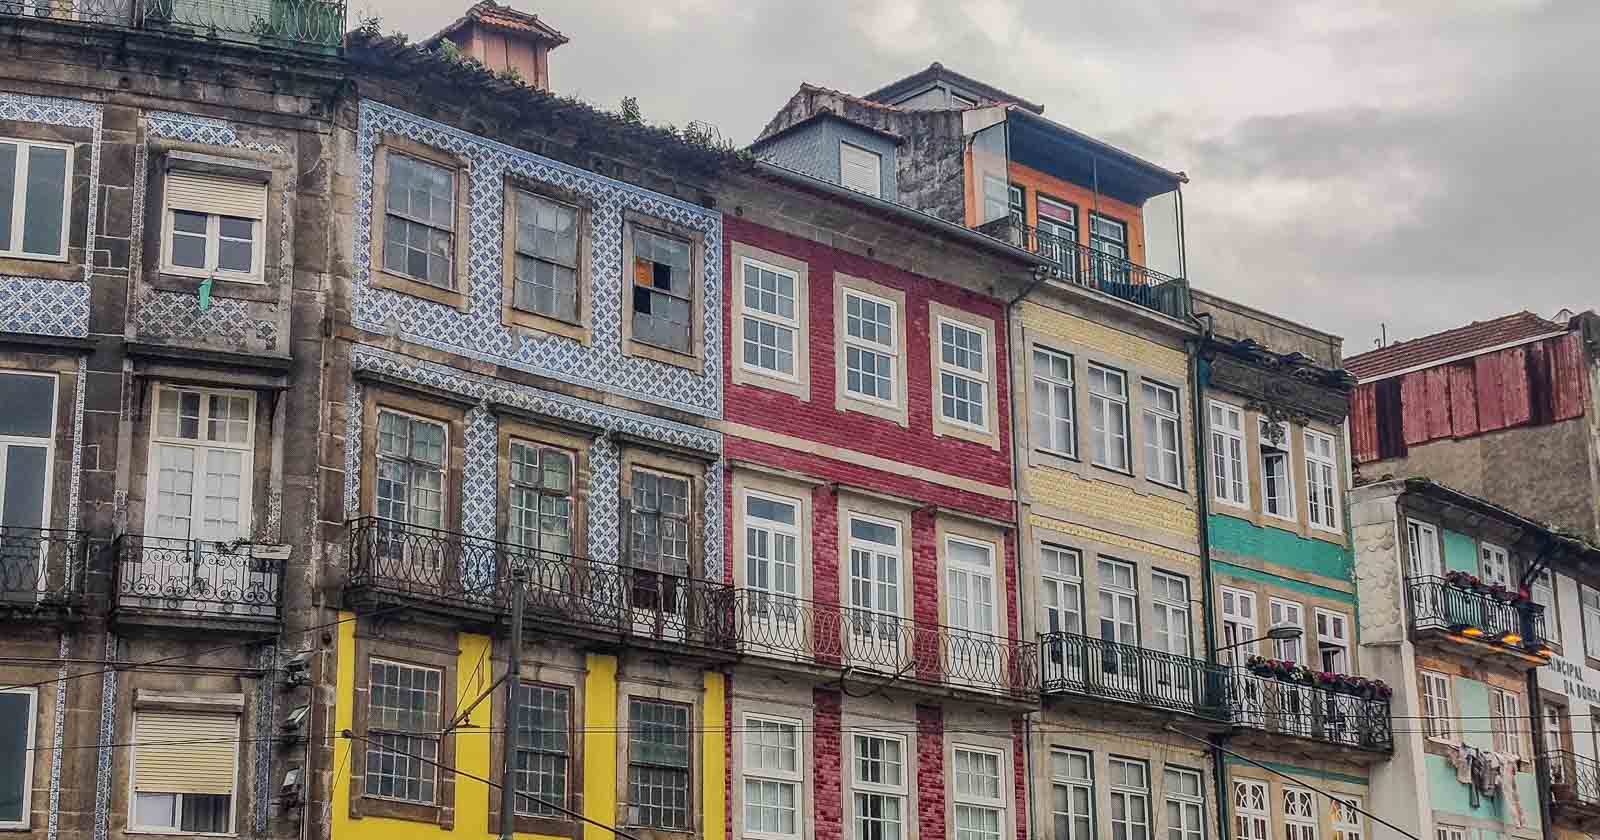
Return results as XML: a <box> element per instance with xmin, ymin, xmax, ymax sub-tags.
<box><xmin>916</xmin><ymin>705</ymin><xmax>945</xmax><ymax>840</ymax></box>
<box><xmin>814</xmin><ymin>689</ymin><xmax>843</xmax><ymax>840</ymax></box>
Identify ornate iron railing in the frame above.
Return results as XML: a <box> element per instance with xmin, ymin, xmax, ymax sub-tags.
<box><xmin>0</xmin><ymin>526</ymin><xmax>87</xmax><ymax>609</ymax></box>
<box><xmin>0</xmin><ymin>0</ymin><xmax>345</xmax><ymax>52</ymax></box>
<box><xmin>115</xmin><ymin>534</ymin><xmax>281</xmax><ymax>621</ymax></box>
<box><xmin>980</xmin><ymin>219</ymin><xmax>1191</xmax><ymax>320</ymax></box>
<box><xmin>1405</xmin><ymin>575</ymin><xmax>1548</xmax><ymax>652</ymax></box>
<box><xmin>1039</xmin><ymin>631</ymin><xmax>1228</xmax><ymax>719</ymax></box>
<box><xmin>1227</xmin><ymin>668</ymin><xmax>1392</xmax><ymax>751</ymax></box>
<box><xmin>734</xmin><ymin>589</ymin><xmax>1039</xmax><ymax>699</ymax></box>
<box><xmin>1546</xmin><ymin>750</ymin><xmax>1600</xmax><ymax>813</ymax></box>
<box><xmin>344</xmin><ymin>517</ymin><xmax>738</xmax><ymax>652</ymax></box>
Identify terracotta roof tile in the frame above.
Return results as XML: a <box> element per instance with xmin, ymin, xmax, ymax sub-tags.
<box><xmin>1344</xmin><ymin>310</ymin><xmax>1567</xmax><ymax>380</ymax></box>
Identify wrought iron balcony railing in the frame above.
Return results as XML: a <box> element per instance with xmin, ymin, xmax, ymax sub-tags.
<box><xmin>734</xmin><ymin>589</ymin><xmax>1039</xmax><ymax>700</ymax></box>
<box><xmin>1405</xmin><ymin>575</ymin><xmax>1548</xmax><ymax>654</ymax></box>
<box><xmin>1040</xmin><ymin>631</ymin><xmax>1229</xmax><ymax>719</ymax></box>
<box><xmin>0</xmin><ymin>0</ymin><xmax>345</xmax><ymax>53</ymax></box>
<box><xmin>1545</xmin><ymin>750</ymin><xmax>1600</xmax><ymax>815</ymax></box>
<box><xmin>1227</xmin><ymin>668</ymin><xmax>1393</xmax><ymax>752</ymax></box>
<box><xmin>344</xmin><ymin>517</ymin><xmax>738</xmax><ymax>652</ymax></box>
<box><xmin>0</xmin><ymin>526</ymin><xmax>87</xmax><ymax>611</ymax></box>
<box><xmin>115</xmin><ymin>534</ymin><xmax>282</xmax><ymax>622</ymax></box>
<box><xmin>980</xmin><ymin>219</ymin><xmax>1191</xmax><ymax>320</ymax></box>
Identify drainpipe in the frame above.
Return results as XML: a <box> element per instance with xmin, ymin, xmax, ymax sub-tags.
<box><xmin>1186</xmin><ymin>312</ymin><xmax>1229</xmax><ymax>840</ymax></box>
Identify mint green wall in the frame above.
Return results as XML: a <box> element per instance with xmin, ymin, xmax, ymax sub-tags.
<box><xmin>1207</xmin><ymin>514</ymin><xmax>1352</xmax><ymax>582</ymax></box>
<box><xmin>1443</xmin><ymin>529</ymin><xmax>1480</xmax><ymax>574</ymax></box>
<box><xmin>1454</xmin><ymin>678</ymin><xmax>1495</xmax><ymax>750</ymax></box>
<box><xmin>1425</xmin><ymin>754</ymin><xmax>1540</xmax><ymax>828</ymax></box>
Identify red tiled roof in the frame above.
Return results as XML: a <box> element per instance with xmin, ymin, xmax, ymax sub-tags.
<box><xmin>422</xmin><ymin>0</ymin><xmax>568</xmax><ymax>49</ymax></box>
<box><xmin>1344</xmin><ymin>310</ymin><xmax>1568</xmax><ymax>380</ymax></box>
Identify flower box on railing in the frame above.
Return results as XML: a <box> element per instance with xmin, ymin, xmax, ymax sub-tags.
<box><xmin>1243</xmin><ymin>656</ymin><xmax>1393</xmax><ymax>701</ymax></box>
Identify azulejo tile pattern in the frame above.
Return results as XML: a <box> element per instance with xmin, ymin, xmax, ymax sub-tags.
<box><xmin>134</xmin><ymin>288</ymin><xmax>279</xmax><ymax>352</ymax></box>
<box><xmin>0</xmin><ymin>276</ymin><xmax>91</xmax><ymax>337</ymax></box>
<box><xmin>253</xmin><ymin>644</ymin><xmax>276</xmax><ymax>832</ymax></box>
<box><xmin>348</xmin><ymin>344</ymin><xmax>724</xmax><ymax>579</ymax></box>
<box><xmin>68</xmin><ymin>356</ymin><xmax>85</xmax><ymax>534</ymax></box>
<box><xmin>0</xmin><ymin>92</ymin><xmax>101</xmax><ymax>283</ymax></box>
<box><xmin>351</xmin><ymin>100</ymin><xmax>724</xmax><ymax>419</ymax></box>
<box><xmin>46</xmin><ymin>633</ymin><xmax>69</xmax><ymax>840</ymax></box>
<box><xmin>93</xmin><ymin>632</ymin><xmax>116</xmax><ymax>840</ymax></box>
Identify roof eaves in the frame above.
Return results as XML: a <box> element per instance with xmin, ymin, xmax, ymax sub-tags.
<box><xmin>1008</xmin><ymin>107</ymin><xmax>1186</xmax><ymax>187</ymax></box>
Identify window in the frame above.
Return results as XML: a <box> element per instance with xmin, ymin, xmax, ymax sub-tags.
<box><xmin>1532</xmin><ymin>568</ymin><xmax>1559</xmax><ymax>644</ymax></box>
<box><xmin>1420</xmin><ymin>671</ymin><xmax>1452</xmax><ymax>739</ymax></box>
<box><xmin>843</xmin><ymin>290</ymin><xmax>898</xmax><ymax>405</ymax></box>
<box><xmin>382</xmin><ymin>152</ymin><xmax>457</xmax><ymax>289</ymax></box>
<box><xmin>1304</xmin><ymin>430</ymin><xmax>1339</xmax><ymax>529</ymax></box>
<box><xmin>627</xmin><ymin>699</ymin><xmax>691</xmax><ymax>829</ymax></box>
<box><xmin>0</xmin><ymin>138</ymin><xmax>71</xmax><ymax>260</ymax></box>
<box><xmin>1142</xmin><ymin>382</ymin><xmax>1182</xmax><ymax>487</ymax></box>
<box><xmin>131</xmin><ymin>708</ymin><xmax>238</xmax><ymax>834</ymax></box>
<box><xmin>1491</xmin><ymin>688</ymin><xmax>1522</xmax><ymax>758</ymax></box>
<box><xmin>947</xmin><ymin>538</ymin><xmax>997</xmax><ymax>640</ymax></box>
<box><xmin>1259</xmin><ymin>420</ymin><xmax>1293</xmax><ymax>520</ymax></box>
<box><xmin>1031</xmin><ymin>347</ymin><xmax>1076</xmax><ymax>457</ymax></box>
<box><xmin>952</xmin><ymin>92</ymin><xmax>978</xmax><ymax>109</ymax></box>
<box><xmin>1151</xmin><ymin>571</ymin><xmax>1191</xmax><ymax>657</ymax></box>
<box><xmin>853</xmin><ymin>733</ymin><xmax>906</xmax><ymax>840</ymax></box>
<box><xmin>848</xmin><ymin>516</ymin><xmax>902</xmax><ymax>653</ymax></box>
<box><xmin>1050</xmin><ymin>750</ymin><xmax>1093</xmax><ymax>840</ymax></box>
<box><xmin>1090</xmin><ymin>215</ymin><xmax>1128</xmax><ymax>284</ymax></box>
<box><xmin>742</xmin><ymin>715</ymin><xmax>801</xmax><ymax>838</ymax></box>
<box><xmin>1036</xmin><ymin>198</ymin><xmax>1077</xmax><ymax>277</ymax></box>
<box><xmin>630</xmin><ymin>468</ymin><xmax>691</xmax><ymax>576</ymax></box>
<box><xmin>744</xmin><ymin>492</ymin><xmax>800</xmax><ymax>613</ymax></box>
<box><xmin>1316</xmin><ymin>609</ymin><xmax>1350</xmax><ymax>672</ymax></box>
<box><xmin>1006</xmin><ymin>185</ymin><xmax>1024</xmax><ymax>225</ymax></box>
<box><xmin>1040</xmin><ymin>544</ymin><xmax>1083</xmax><ymax>636</ymax></box>
<box><xmin>1269</xmin><ymin>598</ymin><xmax>1304</xmax><ymax>664</ymax></box>
<box><xmin>1098</xmin><ymin>558</ymin><xmax>1138</xmax><ymax>650</ymax></box>
<box><xmin>1283</xmin><ymin>787</ymin><xmax>1317</xmax><ymax>840</ymax></box>
<box><xmin>1163</xmin><ymin>768</ymin><xmax>1204</xmax><ymax>840</ymax></box>
<box><xmin>365</xmin><ymin>660</ymin><xmax>442</xmax><ymax>804</ymax></box>
<box><xmin>507</xmin><ymin>440</ymin><xmax>573</xmax><ymax>555</ymax></box>
<box><xmin>162</xmin><ymin>171</ymin><xmax>266</xmax><ymax>282</ymax></box>
<box><xmin>1406</xmin><ymin>520</ymin><xmax>1442</xmax><ymax>579</ymax></box>
<box><xmin>1219</xmin><ymin>587</ymin><xmax>1257</xmax><ymax>665</ymax></box>
<box><xmin>376</xmin><ymin>410</ymin><xmax>446</xmax><ymax>530</ymax></box>
<box><xmin>630</xmin><ymin>227</ymin><xmax>694</xmax><ymax>355</ymax></box>
<box><xmin>147</xmin><ymin>386</ymin><xmax>254</xmax><ymax>542</ymax></box>
<box><xmin>1436</xmin><ymin>826</ymin><xmax>1466</xmax><ymax>840</ymax></box>
<box><xmin>1332</xmin><ymin>799</ymin><xmax>1363</xmax><ymax>840</ymax></box>
<box><xmin>0</xmin><ymin>688</ymin><xmax>36</xmax><ymax>828</ymax></box>
<box><xmin>510</xmin><ymin>190</ymin><xmax>580</xmax><ymax>322</ymax></box>
<box><xmin>1208</xmin><ymin>402</ymin><xmax>1247</xmax><ymax>507</ymax></box>
<box><xmin>1107</xmin><ymin>758</ymin><xmax>1149</xmax><ymax>840</ymax></box>
<box><xmin>511</xmin><ymin>684</ymin><xmax>571</xmax><ymax>817</ymax></box>
<box><xmin>741</xmin><ymin>259</ymin><xmax>799</xmax><ymax>377</ymax></box>
<box><xmin>1544</xmin><ymin>703</ymin><xmax>1566</xmax><ymax>776</ymax></box>
<box><xmin>1480</xmin><ymin>543</ymin><xmax>1511</xmax><ymax>588</ymax></box>
<box><xmin>981</xmin><ymin>176</ymin><xmax>1010</xmax><ymax>226</ymax></box>
<box><xmin>1582</xmin><ymin>586</ymin><xmax>1600</xmax><ymax>659</ymax></box>
<box><xmin>952</xmin><ymin>747</ymin><xmax>1004</xmax><ymax>840</ymax></box>
<box><xmin>0</xmin><ymin>372</ymin><xmax>55</xmax><ymax>529</ymax></box>
<box><xmin>840</xmin><ymin>143</ymin><xmax>882</xmax><ymax>198</ymax></box>
<box><xmin>1087</xmin><ymin>365</ymin><xmax>1129</xmax><ymax>471</ymax></box>
<box><xmin>937</xmin><ymin>319</ymin><xmax>989</xmax><ymax>430</ymax></box>
<box><xmin>1232</xmin><ymin>780</ymin><xmax>1268</xmax><ymax>840</ymax></box>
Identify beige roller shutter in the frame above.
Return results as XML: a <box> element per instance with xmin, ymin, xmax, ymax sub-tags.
<box><xmin>133</xmin><ymin>710</ymin><xmax>239</xmax><ymax>795</ymax></box>
<box><xmin>165</xmin><ymin>171</ymin><xmax>266</xmax><ymax>220</ymax></box>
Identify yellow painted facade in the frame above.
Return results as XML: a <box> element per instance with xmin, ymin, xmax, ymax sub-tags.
<box><xmin>1027</xmin><ymin>470</ymin><xmax>1198</xmax><ymax>544</ymax></box>
<box><xmin>1027</xmin><ymin>513</ymin><xmax>1197</xmax><ymax>568</ymax></box>
<box><xmin>332</xmin><ymin>614</ymin><xmax>728</xmax><ymax>840</ymax></box>
<box><xmin>1017</xmin><ymin>302</ymin><xmax>1187</xmax><ymax>379</ymax></box>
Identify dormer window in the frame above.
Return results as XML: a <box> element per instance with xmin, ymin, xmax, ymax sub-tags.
<box><xmin>840</xmin><ymin>143</ymin><xmax>882</xmax><ymax>198</ymax></box>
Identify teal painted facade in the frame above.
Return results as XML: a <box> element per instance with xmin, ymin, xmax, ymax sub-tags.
<box><xmin>1454</xmin><ymin>678</ymin><xmax>1495</xmax><ymax>751</ymax></box>
<box><xmin>1208</xmin><ymin>514</ymin><xmax>1353</xmax><ymax>581</ymax></box>
<box><xmin>1211</xmin><ymin>560</ymin><xmax>1357</xmax><ymax>604</ymax></box>
<box><xmin>1425</xmin><ymin>755</ymin><xmax>1540</xmax><ymax>830</ymax></box>
<box><xmin>1444</xmin><ymin>529</ymin><xmax>1480</xmax><ymax>574</ymax></box>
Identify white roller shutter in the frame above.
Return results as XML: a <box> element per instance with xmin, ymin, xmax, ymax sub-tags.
<box><xmin>164</xmin><ymin>171</ymin><xmax>266</xmax><ymax>220</ymax></box>
<box><xmin>132</xmin><ymin>710</ymin><xmax>239</xmax><ymax>795</ymax></box>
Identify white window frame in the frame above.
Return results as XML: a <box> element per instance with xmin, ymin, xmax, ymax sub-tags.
<box><xmin>936</xmin><ymin>316</ymin><xmax>990</xmax><ymax>432</ymax></box>
<box><xmin>951</xmin><ymin>745</ymin><xmax>1006</xmax><ymax>840</ymax></box>
<box><xmin>1315</xmin><ymin>608</ymin><xmax>1350</xmax><ymax>673</ymax></box>
<box><xmin>1151</xmin><ymin>570</ymin><xmax>1191</xmax><ymax>658</ymax></box>
<box><xmin>1086</xmin><ymin>363</ymin><xmax>1130</xmax><ymax>472</ymax></box>
<box><xmin>1031</xmin><ymin>346</ymin><xmax>1076</xmax><ymax>458</ymax></box>
<box><xmin>1050</xmin><ymin>749</ymin><xmax>1094</xmax><ymax>840</ymax></box>
<box><xmin>1332</xmin><ymin>798</ymin><xmax>1363</xmax><ymax>840</ymax></box>
<box><xmin>1480</xmin><ymin>542</ymin><xmax>1511</xmax><ymax>588</ymax></box>
<box><xmin>0</xmin><ymin>370</ymin><xmax>57</xmax><ymax>530</ymax></box>
<box><xmin>143</xmin><ymin>384</ymin><xmax>256</xmax><ymax>542</ymax></box>
<box><xmin>1163</xmin><ymin>767</ymin><xmax>1205</xmax><ymax>840</ymax></box>
<box><xmin>1141</xmin><ymin>380</ymin><xmax>1183</xmax><ymax>488</ymax></box>
<box><xmin>841</xmin><ymin>288</ymin><xmax>900</xmax><ymax>407</ymax></box>
<box><xmin>1040</xmin><ymin>544</ymin><xmax>1083</xmax><ymax>636</ymax></box>
<box><xmin>946</xmin><ymin>535</ymin><xmax>998</xmax><ymax>639</ymax></box>
<box><xmin>1532</xmin><ymin>567</ymin><xmax>1559</xmax><ymax>644</ymax></box>
<box><xmin>742</xmin><ymin>489</ymin><xmax>802</xmax><ymax>604</ymax></box>
<box><xmin>1106</xmin><ymin>757</ymin><xmax>1149</xmax><ymax>840</ymax></box>
<box><xmin>1420</xmin><ymin>670</ymin><xmax>1453</xmax><ymax>741</ymax></box>
<box><xmin>159</xmin><ymin>174</ymin><xmax>268</xmax><ymax>283</ymax></box>
<box><xmin>1233</xmin><ymin>779</ymin><xmax>1268</xmax><ymax>840</ymax></box>
<box><xmin>128</xmin><ymin>708</ymin><xmax>241</xmax><ymax>835</ymax></box>
<box><xmin>851</xmin><ymin>732</ymin><xmax>907</xmax><ymax>840</ymax></box>
<box><xmin>1304</xmin><ymin>429</ymin><xmax>1340</xmax><ymax>531</ymax></box>
<box><xmin>1491</xmin><ymin>688</ymin><xmax>1522</xmax><ymax>758</ymax></box>
<box><xmin>741</xmin><ymin>712</ymin><xmax>802</xmax><ymax>840</ymax></box>
<box><xmin>1268</xmin><ymin>598</ymin><xmax>1305</xmax><ymax>663</ymax></box>
<box><xmin>840</xmin><ymin>142</ymin><xmax>883</xmax><ymax>198</ymax></box>
<box><xmin>1258</xmin><ymin>419</ymin><xmax>1295</xmax><ymax>522</ymax></box>
<box><xmin>738</xmin><ymin>257</ymin><xmax>800</xmax><ymax>381</ymax></box>
<box><xmin>1220</xmin><ymin>587</ymin><xmax>1257</xmax><ymax>665</ymax></box>
<box><xmin>1583</xmin><ymin>585</ymin><xmax>1600</xmax><ymax>659</ymax></box>
<box><xmin>1208</xmin><ymin>401</ymin><xmax>1248</xmax><ymax>508</ymax></box>
<box><xmin>0</xmin><ymin>137</ymin><xmax>72</xmax><ymax>262</ymax></box>
<box><xmin>1436</xmin><ymin>826</ymin><xmax>1466</xmax><ymax>840</ymax></box>
<box><xmin>1097</xmin><ymin>557</ymin><xmax>1139</xmax><ymax>649</ymax></box>
<box><xmin>0</xmin><ymin>687</ymin><xmax>37</xmax><ymax>830</ymax></box>
<box><xmin>1283</xmin><ymin>786</ymin><xmax>1317</xmax><ymax>840</ymax></box>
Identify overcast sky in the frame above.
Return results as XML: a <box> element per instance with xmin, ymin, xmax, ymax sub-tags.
<box><xmin>366</xmin><ymin>0</ymin><xmax>1598</xmax><ymax>354</ymax></box>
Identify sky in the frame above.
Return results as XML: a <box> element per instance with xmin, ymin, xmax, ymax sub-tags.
<box><xmin>364</xmin><ymin>0</ymin><xmax>1599</xmax><ymax>354</ymax></box>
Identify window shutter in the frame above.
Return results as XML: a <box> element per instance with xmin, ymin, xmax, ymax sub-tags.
<box><xmin>133</xmin><ymin>711</ymin><xmax>238</xmax><ymax>795</ymax></box>
<box><xmin>165</xmin><ymin>172</ymin><xmax>266</xmax><ymax>220</ymax></box>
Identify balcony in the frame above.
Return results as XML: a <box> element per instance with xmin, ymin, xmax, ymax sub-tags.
<box><xmin>1</xmin><ymin>0</ymin><xmax>346</xmax><ymax>54</ymax></box>
<box><xmin>1545</xmin><ymin>750</ymin><xmax>1600</xmax><ymax>826</ymax></box>
<box><xmin>0</xmin><ymin>526</ymin><xmax>87</xmax><ymax>618</ymax></box>
<box><xmin>980</xmin><ymin>219</ymin><xmax>1191</xmax><ymax>320</ymax></box>
<box><xmin>734</xmin><ymin>590</ymin><xmax>1039</xmax><ymax>704</ymax></box>
<box><xmin>1405</xmin><ymin>575</ymin><xmax>1550</xmax><ymax>663</ymax></box>
<box><xmin>1039</xmin><ymin>631</ymin><xmax>1229</xmax><ymax>721</ymax></box>
<box><xmin>344</xmin><ymin>517</ymin><xmax>738</xmax><ymax>658</ymax></box>
<box><xmin>114</xmin><ymin>534</ymin><xmax>283</xmax><ymax>629</ymax></box>
<box><xmin>1226</xmin><ymin>668</ymin><xmax>1393</xmax><ymax>754</ymax></box>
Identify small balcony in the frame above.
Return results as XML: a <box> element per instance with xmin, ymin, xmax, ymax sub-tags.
<box><xmin>980</xmin><ymin>219</ymin><xmax>1191</xmax><ymax>320</ymax></box>
<box><xmin>0</xmin><ymin>526</ymin><xmax>87</xmax><ymax>618</ymax></box>
<box><xmin>1405</xmin><ymin>575</ymin><xmax>1550</xmax><ymax>663</ymax></box>
<box><xmin>1226</xmin><ymin>667</ymin><xmax>1393</xmax><ymax>754</ymax></box>
<box><xmin>1545</xmin><ymin>750</ymin><xmax>1600</xmax><ymax>827</ymax></box>
<box><xmin>2</xmin><ymin>0</ymin><xmax>346</xmax><ymax>54</ymax></box>
<box><xmin>1039</xmin><ymin>631</ymin><xmax>1229</xmax><ymax>721</ymax></box>
<box><xmin>344</xmin><ymin>517</ymin><xmax>738</xmax><ymax>658</ymax></box>
<box><xmin>734</xmin><ymin>590</ymin><xmax>1039</xmax><ymax>704</ymax></box>
<box><xmin>114</xmin><ymin>534</ymin><xmax>284</xmax><ymax>629</ymax></box>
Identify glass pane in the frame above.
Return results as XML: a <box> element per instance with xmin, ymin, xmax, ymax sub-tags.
<box><xmin>22</xmin><ymin>145</ymin><xmax>66</xmax><ymax>256</ymax></box>
<box><xmin>134</xmin><ymin>792</ymin><xmax>177</xmax><ymax>829</ymax></box>
<box><xmin>0</xmin><ymin>691</ymin><xmax>30</xmax><ymax>823</ymax></box>
<box><xmin>0</xmin><ymin>373</ymin><xmax>53</xmax><ymax>437</ymax></box>
<box><xmin>217</xmin><ymin>238</ymin><xmax>252</xmax><ymax>273</ymax></box>
<box><xmin>2</xmin><ymin>444</ymin><xmax>48</xmax><ymax>528</ymax></box>
<box><xmin>0</xmin><ymin>143</ymin><xmax>14</xmax><ymax>251</ymax></box>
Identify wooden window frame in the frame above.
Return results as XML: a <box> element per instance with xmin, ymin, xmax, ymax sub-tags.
<box><xmin>487</xmin><ymin>676</ymin><xmax>583</xmax><ymax>837</ymax></box>
<box><xmin>370</xmin><ymin>135</ymin><xmax>471</xmax><ymax>310</ymax></box>
<box><xmin>501</xmin><ymin>177</ymin><xmax>593</xmax><ymax>341</ymax></box>
<box><xmin>494</xmin><ymin>417</ymin><xmax>589</xmax><ymax>556</ymax></box>
<box><xmin>620</xmin><ymin>209</ymin><xmax>706</xmax><ymax>373</ymax></box>
<box><xmin>347</xmin><ymin>633</ymin><xmax>458</xmax><ymax>827</ymax></box>
<box><xmin>359</xmin><ymin>389</ymin><xmax>467</xmax><ymax>535</ymax></box>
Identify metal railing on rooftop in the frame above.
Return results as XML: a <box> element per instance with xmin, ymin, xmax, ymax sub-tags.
<box><xmin>980</xmin><ymin>218</ymin><xmax>1192</xmax><ymax>320</ymax></box>
<box><xmin>1040</xmin><ymin>630</ymin><xmax>1228</xmax><ymax>719</ymax></box>
<box><xmin>0</xmin><ymin>0</ymin><xmax>345</xmax><ymax>52</ymax></box>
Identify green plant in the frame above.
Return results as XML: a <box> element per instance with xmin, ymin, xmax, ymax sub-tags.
<box><xmin>619</xmin><ymin>96</ymin><xmax>643</xmax><ymax>124</ymax></box>
<box><xmin>355</xmin><ymin>9</ymin><xmax>381</xmax><ymax>35</ymax></box>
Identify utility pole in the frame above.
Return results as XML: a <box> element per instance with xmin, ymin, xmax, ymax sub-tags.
<box><xmin>500</xmin><ymin>567</ymin><xmax>526</xmax><ymax>840</ymax></box>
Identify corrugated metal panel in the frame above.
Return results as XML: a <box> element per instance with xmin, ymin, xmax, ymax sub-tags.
<box><xmin>1350</xmin><ymin>383</ymin><xmax>1377</xmax><ymax>462</ymax></box>
<box><xmin>133</xmin><ymin>710</ymin><xmax>238</xmax><ymax>794</ymax></box>
<box><xmin>1502</xmin><ymin>345</ymin><xmax>1532</xmax><ymax>427</ymax></box>
<box><xmin>1448</xmin><ymin>363</ymin><xmax>1478</xmax><ymax>437</ymax></box>
<box><xmin>1423</xmin><ymin>366</ymin><xmax>1452</xmax><ymax>440</ymax></box>
<box><xmin>1552</xmin><ymin>332</ymin><xmax>1588</xmax><ymax>421</ymax></box>
<box><xmin>1475</xmin><ymin>353</ymin><xmax>1506</xmax><ymax>431</ymax></box>
<box><xmin>1401</xmin><ymin>371</ymin><xmax>1430</xmax><ymax>445</ymax></box>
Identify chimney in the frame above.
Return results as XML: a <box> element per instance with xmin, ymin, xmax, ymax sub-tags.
<box><xmin>423</xmin><ymin>1</ymin><xmax>568</xmax><ymax>91</ymax></box>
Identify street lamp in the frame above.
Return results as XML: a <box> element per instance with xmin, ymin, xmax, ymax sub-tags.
<box><xmin>1214</xmin><ymin>623</ymin><xmax>1303</xmax><ymax>653</ymax></box>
